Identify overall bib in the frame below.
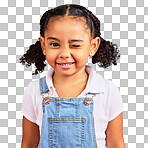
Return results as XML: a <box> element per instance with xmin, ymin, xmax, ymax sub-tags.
<box><xmin>38</xmin><ymin>76</ymin><xmax>97</xmax><ymax>148</ymax></box>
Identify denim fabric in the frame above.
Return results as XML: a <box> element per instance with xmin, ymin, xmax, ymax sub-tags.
<box><xmin>38</xmin><ymin>76</ymin><xmax>97</xmax><ymax>148</ymax></box>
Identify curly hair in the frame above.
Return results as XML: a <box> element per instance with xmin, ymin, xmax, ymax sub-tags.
<box><xmin>20</xmin><ymin>4</ymin><xmax>120</xmax><ymax>75</ymax></box>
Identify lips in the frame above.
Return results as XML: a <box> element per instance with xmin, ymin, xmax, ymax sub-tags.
<box><xmin>56</xmin><ymin>62</ymin><xmax>75</xmax><ymax>69</ymax></box>
<box><xmin>57</xmin><ymin>62</ymin><xmax>75</xmax><ymax>65</ymax></box>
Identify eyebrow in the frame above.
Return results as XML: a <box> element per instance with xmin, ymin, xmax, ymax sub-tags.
<box><xmin>47</xmin><ymin>37</ymin><xmax>84</xmax><ymax>43</ymax></box>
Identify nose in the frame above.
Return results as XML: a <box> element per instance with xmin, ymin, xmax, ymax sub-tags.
<box><xmin>59</xmin><ymin>47</ymin><xmax>71</xmax><ymax>59</ymax></box>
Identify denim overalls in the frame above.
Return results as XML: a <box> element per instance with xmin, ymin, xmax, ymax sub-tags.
<box><xmin>38</xmin><ymin>76</ymin><xmax>97</xmax><ymax>148</ymax></box>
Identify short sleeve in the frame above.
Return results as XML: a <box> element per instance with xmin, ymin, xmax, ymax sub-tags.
<box><xmin>108</xmin><ymin>81</ymin><xmax>124</xmax><ymax>121</ymax></box>
<box><xmin>21</xmin><ymin>82</ymin><xmax>37</xmax><ymax>123</ymax></box>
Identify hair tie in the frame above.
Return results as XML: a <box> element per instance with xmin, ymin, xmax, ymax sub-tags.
<box><xmin>100</xmin><ymin>36</ymin><xmax>104</xmax><ymax>43</ymax></box>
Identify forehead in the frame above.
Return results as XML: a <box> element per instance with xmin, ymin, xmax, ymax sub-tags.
<box><xmin>49</xmin><ymin>16</ymin><xmax>86</xmax><ymax>23</ymax></box>
<box><xmin>45</xmin><ymin>16</ymin><xmax>90</xmax><ymax>36</ymax></box>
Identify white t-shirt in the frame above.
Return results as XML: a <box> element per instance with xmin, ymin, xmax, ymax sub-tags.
<box><xmin>21</xmin><ymin>65</ymin><xmax>124</xmax><ymax>148</ymax></box>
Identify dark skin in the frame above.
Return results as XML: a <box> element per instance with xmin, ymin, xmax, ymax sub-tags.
<box><xmin>21</xmin><ymin>116</ymin><xmax>40</xmax><ymax>148</ymax></box>
<box><xmin>21</xmin><ymin>16</ymin><xmax>125</xmax><ymax>148</ymax></box>
<box><xmin>105</xmin><ymin>113</ymin><xmax>125</xmax><ymax>148</ymax></box>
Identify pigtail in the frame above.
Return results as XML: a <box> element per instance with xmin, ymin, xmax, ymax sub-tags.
<box><xmin>19</xmin><ymin>6</ymin><xmax>69</xmax><ymax>75</ymax></box>
<box><xmin>19</xmin><ymin>40</ymin><xmax>46</xmax><ymax>75</ymax></box>
<box><xmin>20</xmin><ymin>4</ymin><xmax>121</xmax><ymax>75</ymax></box>
<box><xmin>88</xmin><ymin>11</ymin><xmax>120</xmax><ymax>68</ymax></box>
<box><xmin>92</xmin><ymin>39</ymin><xmax>120</xmax><ymax>68</ymax></box>
<box><xmin>19</xmin><ymin>9</ymin><xmax>50</xmax><ymax>75</ymax></box>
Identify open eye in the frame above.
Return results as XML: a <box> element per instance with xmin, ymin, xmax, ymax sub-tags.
<box><xmin>50</xmin><ymin>43</ymin><xmax>59</xmax><ymax>47</ymax></box>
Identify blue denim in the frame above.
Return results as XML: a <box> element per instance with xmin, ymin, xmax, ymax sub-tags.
<box><xmin>38</xmin><ymin>76</ymin><xmax>97</xmax><ymax>148</ymax></box>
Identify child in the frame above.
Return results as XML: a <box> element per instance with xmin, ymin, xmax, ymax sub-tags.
<box><xmin>20</xmin><ymin>4</ymin><xmax>125</xmax><ymax>148</ymax></box>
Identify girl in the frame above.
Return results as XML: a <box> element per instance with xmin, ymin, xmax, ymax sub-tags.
<box><xmin>20</xmin><ymin>4</ymin><xmax>125</xmax><ymax>148</ymax></box>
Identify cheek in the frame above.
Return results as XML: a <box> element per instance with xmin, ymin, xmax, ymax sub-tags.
<box><xmin>45</xmin><ymin>52</ymin><xmax>56</xmax><ymax>64</ymax></box>
<box><xmin>76</xmin><ymin>46</ymin><xmax>90</xmax><ymax>58</ymax></box>
<box><xmin>73</xmin><ymin>51</ymin><xmax>89</xmax><ymax>63</ymax></box>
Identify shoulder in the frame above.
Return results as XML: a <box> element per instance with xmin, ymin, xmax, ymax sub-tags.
<box><xmin>104</xmin><ymin>78</ymin><xmax>120</xmax><ymax>93</ymax></box>
<box><xmin>27</xmin><ymin>79</ymin><xmax>39</xmax><ymax>89</ymax></box>
<box><xmin>22</xmin><ymin>79</ymin><xmax>42</xmax><ymax>111</ymax></box>
<box><xmin>92</xmin><ymin>70</ymin><xmax>119</xmax><ymax>94</ymax></box>
<box><xmin>28</xmin><ymin>79</ymin><xmax>39</xmax><ymax>87</ymax></box>
<box><xmin>95</xmin><ymin>74</ymin><xmax>123</xmax><ymax>108</ymax></box>
<box><xmin>24</xmin><ymin>79</ymin><xmax>40</xmax><ymax>97</ymax></box>
<box><xmin>21</xmin><ymin>79</ymin><xmax>41</xmax><ymax>123</ymax></box>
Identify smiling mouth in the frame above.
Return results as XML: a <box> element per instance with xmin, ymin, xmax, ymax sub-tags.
<box><xmin>56</xmin><ymin>62</ymin><xmax>75</xmax><ymax>69</ymax></box>
<box><xmin>57</xmin><ymin>62</ymin><xmax>75</xmax><ymax>65</ymax></box>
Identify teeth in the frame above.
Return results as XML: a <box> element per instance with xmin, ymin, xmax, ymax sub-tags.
<box><xmin>59</xmin><ymin>63</ymin><xmax>73</xmax><ymax>65</ymax></box>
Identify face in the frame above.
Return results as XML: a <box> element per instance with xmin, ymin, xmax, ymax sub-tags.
<box><xmin>40</xmin><ymin>17</ymin><xmax>100</xmax><ymax>77</ymax></box>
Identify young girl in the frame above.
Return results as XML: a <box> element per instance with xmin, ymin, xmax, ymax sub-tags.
<box><xmin>20</xmin><ymin>4</ymin><xmax>125</xmax><ymax>148</ymax></box>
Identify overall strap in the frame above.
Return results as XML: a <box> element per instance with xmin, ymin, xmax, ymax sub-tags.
<box><xmin>39</xmin><ymin>76</ymin><xmax>49</xmax><ymax>94</ymax></box>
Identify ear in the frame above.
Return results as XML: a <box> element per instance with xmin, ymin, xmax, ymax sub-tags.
<box><xmin>89</xmin><ymin>37</ymin><xmax>100</xmax><ymax>57</ymax></box>
<box><xmin>40</xmin><ymin>36</ymin><xmax>46</xmax><ymax>55</ymax></box>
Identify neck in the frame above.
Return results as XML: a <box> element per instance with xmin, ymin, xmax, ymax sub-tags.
<box><xmin>52</xmin><ymin>67</ymin><xmax>88</xmax><ymax>86</ymax></box>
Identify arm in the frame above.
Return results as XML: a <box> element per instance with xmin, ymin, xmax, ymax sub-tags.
<box><xmin>105</xmin><ymin>112</ymin><xmax>125</xmax><ymax>148</ymax></box>
<box><xmin>21</xmin><ymin>116</ymin><xmax>40</xmax><ymax>148</ymax></box>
